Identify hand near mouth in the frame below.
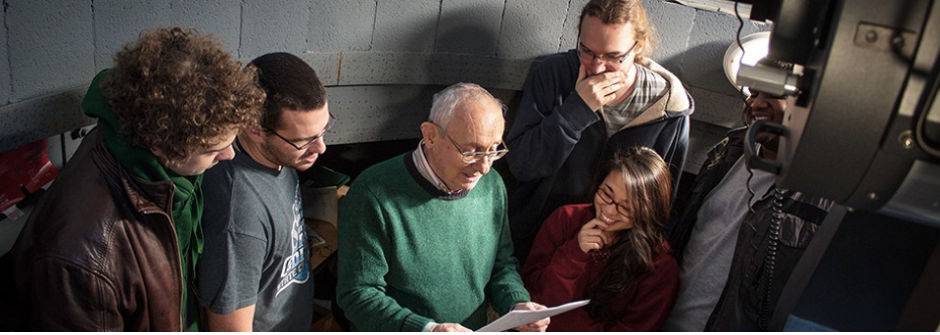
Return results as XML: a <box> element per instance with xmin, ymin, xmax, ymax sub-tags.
<box><xmin>578</xmin><ymin>218</ymin><xmax>613</xmax><ymax>253</ymax></box>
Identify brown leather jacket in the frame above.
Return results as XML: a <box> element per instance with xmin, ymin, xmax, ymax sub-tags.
<box><xmin>11</xmin><ymin>130</ymin><xmax>185</xmax><ymax>331</ymax></box>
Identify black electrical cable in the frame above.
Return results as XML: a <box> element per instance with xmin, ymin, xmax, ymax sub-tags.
<box><xmin>740</xmin><ymin>0</ymin><xmax>758</xmax><ymax>213</ymax></box>
<box><xmin>759</xmin><ymin>187</ymin><xmax>784</xmax><ymax>330</ymax></box>
<box><xmin>733</xmin><ymin>0</ymin><xmax>749</xmax><ymax>104</ymax></box>
<box><xmin>60</xmin><ymin>133</ymin><xmax>67</xmax><ymax>166</ymax></box>
<box><xmin>912</xmin><ymin>46</ymin><xmax>940</xmax><ymax>158</ymax></box>
<box><xmin>745</xmin><ymin>159</ymin><xmax>757</xmax><ymax>214</ymax></box>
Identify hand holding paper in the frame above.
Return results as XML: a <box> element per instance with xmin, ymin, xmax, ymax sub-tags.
<box><xmin>512</xmin><ymin>302</ymin><xmax>550</xmax><ymax>332</ymax></box>
<box><xmin>432</xmin><ymin>323</ymin><xmax>472</xmax><ymax>332</ymax></box>
<box><xmin>477</xmin><ymin>300</ymin><xmax>590</xmax><ymax>332</ymax></box>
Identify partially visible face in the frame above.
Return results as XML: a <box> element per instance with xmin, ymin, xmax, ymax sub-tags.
<box><xmin>425</xmin><ymin>99</ymin><xmax>506</xmax><ymax>192</ymax></box>
<box><xmin>746</xmin><ymin>92</ymin><xmax>787</xmax><ymax>147</ymax></box>
<box><xmin>161</xmin><ymin>129</ymin><xmax>238</xmax><ymax>176</ymax></box>
<box><xmin>593</xmin><ymin>169</ymin><xmax>634</xmax><ymax>232</ymax></box>
<box><xmin>578</xmin><ymin>15</ymin><xmax>637</xmax><ymax>76</ymax></box>
<box><xmin>263</xmin><ymin>102</ymin><xmax>331</xmax><ymax>172</ymax></box>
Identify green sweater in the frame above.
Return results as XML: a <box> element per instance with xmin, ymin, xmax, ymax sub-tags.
<box><xmin>337</xmin><ymin>154</ymin><xmax>530</xmax><ymax>331</ymax></box>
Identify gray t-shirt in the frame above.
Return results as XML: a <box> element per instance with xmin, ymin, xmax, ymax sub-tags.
<box><xmin>663</xmin><ymin>155</ymin><xmax>775</xmax><ymax>331</ymax></box>
<box><xmin>199</xmin><ymin>144</ymin><xmax>314</xmax><ymax>331</ymax></box>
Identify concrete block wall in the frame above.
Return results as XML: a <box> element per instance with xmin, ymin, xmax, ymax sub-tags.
<box><xmin>0</xmin><ymin>0</ymin><xmax>767</xmax><ymax>172</ymax></box>
<box><xmin>240</xmin><ymin>0</ymin><xmax>309</xmax><ymax>61</ymax></box>
<box><xmin>373</xmin><ymin>0</ymin><xmax>440</xmax><ymax>52</ymax></box>
<box><xmin>436</xmin><ymin>0</ymin><xmax>504</xmax><ymax>55</ymax></box>
<box><xmin>496</xmin><ymin>0</ymin><xmax>570</xmax><ymax>59</ymax></box>
<box><xmin>0</xmin><ymin>9</ymin><xmax>9</xmax><ymax>105</ymax></box>
<box><xmin>307</xmin><ymin>0</ymin><xmax>376</xmax><ymax>52</ymax></box>
<box><xmin>643</xmin><ymin>0</ymin><xmax>697</xmax><ymax>71</ymax></box>
<box><xmin>7</xmin><ymin>0</ymin><xmax>94</xmax><ymax>102</ymax></box>
<box><xmin>679</xmin><ymin>9</ymin><xmax>765</xmax><ymax>97</ymax></box>
<box><xmin>94</xmin><ymin>0</ymin><xmax>241</xmax><ymax>70</ymax></box>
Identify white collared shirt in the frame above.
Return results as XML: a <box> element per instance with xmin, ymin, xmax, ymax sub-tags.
<box><xmin>411</xmin><ymin>140</ymin><xmax>462</xmax><ymax>195</ymax></box>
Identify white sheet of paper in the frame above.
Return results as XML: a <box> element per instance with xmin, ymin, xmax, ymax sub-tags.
<box><xmin>476</xmin><ymin>300</ymin><xmax>590</xmax><ymax>332</ymax></box>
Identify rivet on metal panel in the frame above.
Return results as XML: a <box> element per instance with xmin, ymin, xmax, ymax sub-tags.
<box><xmin>891</xmin><ymin>35</ymin><xmax>905</xmax><ymax>50</ymax></box>
<box><xmin>853</xmin><ymin>22</ymin><xmax>916</xmax><ymax>58</ymax></box>
<box><xmin>864</xmin><ymin>30</ymin><xmax>878</xmax><ymax>43</ymax></box>
<box><xmin>899</xmin><ymin>130</ymin><xmax>914</xmax><ymax>150</ymax></box>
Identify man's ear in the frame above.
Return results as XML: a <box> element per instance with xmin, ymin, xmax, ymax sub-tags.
<box><xmin>149</xmin><ymin>146</ymin><xmax>175</xmax><ymax>171</ymax></box>
<box><xmin>151</xmin><ymin>147</ymin><xmax>167</xmax><ymax>162</ymax></box>
<box><xmin>243</xmin><ymin>125</ymin><xmax>267</xmax><ymax>141</ymax></box>
<box><xmin>419</xmin><ymin>122</ymin><xmax>437</xmax><ymax>146</ymax></box>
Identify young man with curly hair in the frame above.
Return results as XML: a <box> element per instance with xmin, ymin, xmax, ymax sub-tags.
<box><xmin>198</xmin><ymin>52</ymin><xmax>331</xmax><ymax>331</ymax></box>
<box><xmin>9</xmin><ymin>27</ymin><xmax>265</xmax><ymax>331</ymax></box>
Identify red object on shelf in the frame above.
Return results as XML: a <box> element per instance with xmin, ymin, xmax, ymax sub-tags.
<box><xmin>0</xmin><ymin>139</ymin><xmax>59</xmax><ymax>216</ymax></box>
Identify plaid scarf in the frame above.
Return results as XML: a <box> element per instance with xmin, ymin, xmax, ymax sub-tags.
<box><xmin>600</xmin><ymin>64</ymin><xmax>668</xmax><ymax>137</ymax></box>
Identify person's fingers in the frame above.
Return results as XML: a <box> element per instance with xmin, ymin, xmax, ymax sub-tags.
<box><xmin>585</xmin><ymin>218</ymin><xmax>610</xmax><ymax>231</ymax></box>
<box><xmin>516</xmin><ymin>320</ymin><xmax>548</xmax><ymax>332</ymax></box>
<box><xmin>598</xmin><ymin>71</ymin><xmax>625</xmax><ymax>84</ymax></box>
<box><xmin>434</xmin><ymin>323</ymin><xmax>472</xmax><ymax>332</ymax></box>
<box><xmin>584</xmin><ymin>235</ymin><xmax>602</xmax><ymax>245</ymax></box>
<box><xmin>603</xmin><ymin>86</ymin><xmax>626</xmax><ymax>104</ymax></box>
<box><xmin>535</xmin><ymin>317</ymin><xmax>551</xmax><ymax>328</ymax></box>
<box><xmin>515</xmin><ymin>301</ymin><xmax>537</xmax><ymax>310</ymax></box>
<box><xmin>583</xmin><ymin>219</ymin><xmax>603</xmax><ymax>230</ymax></box>
<box><xmin>601</xmin><ymin>81</ymin><xmax>623</xmax><ymax>95</ymax></box>
<box><xmin>582</xmin><ymin>229</ymin><xmax>606</xmax><ymax>242</ymax></box>
<box><xmin>586</xmin><ymin>241</ymin><xmax>601</xmax><ymax>251</ymax></box>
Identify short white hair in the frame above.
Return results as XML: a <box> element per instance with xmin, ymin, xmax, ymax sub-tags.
<box><xmin>429</xmin><ymin>83</ymin><xmax>505</xmax><ymax>130</ymax></box>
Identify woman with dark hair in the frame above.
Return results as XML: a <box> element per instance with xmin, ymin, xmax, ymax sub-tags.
<box><xmin>522</xmin><ymin>146</ymin><xmax>679</xmax><ymax>331</ymax></box>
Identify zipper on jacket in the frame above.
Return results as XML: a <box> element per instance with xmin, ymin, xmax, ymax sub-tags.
<box><xmin>142</xmin><ymin>205</ymin><xmax>185</xmax><ymax>331</ymax></box>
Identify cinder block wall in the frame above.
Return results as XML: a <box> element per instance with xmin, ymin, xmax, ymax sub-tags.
<box><xmin>0</xmin><ymin>0</ymin><xmax>766</xmax><ymax>170</ymax></box>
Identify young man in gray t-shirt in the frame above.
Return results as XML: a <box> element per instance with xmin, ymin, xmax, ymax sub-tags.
<box><xmin>199</xmin><ymin>52</ymin><xmax>333</xmax><ymax>331</ymax></box>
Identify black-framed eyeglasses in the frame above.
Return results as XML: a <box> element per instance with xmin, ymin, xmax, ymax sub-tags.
<box><xmin>266</xmin><ymin>113</ymin><xmax>335</xmax><ymax>150</ymax></box>
<box><xmin>434</xmin><ymin>123</ymin><xmax>509</xmax><ymax>164</ymax></box>
<box><xmin>596</xmin><ymin>187</ymin><xmax>631</xmax><ymax>219</ymax></box>
<box><xmin>577</xmin><ymin>39</ymin><xmax>638</xmax><ymax>66</ymax></box>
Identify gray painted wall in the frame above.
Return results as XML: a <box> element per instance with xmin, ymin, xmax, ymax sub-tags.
<box><xmin>0</xmin><ymin>0</ymin><xmax>767</xmax><ymax>171</ymax></box>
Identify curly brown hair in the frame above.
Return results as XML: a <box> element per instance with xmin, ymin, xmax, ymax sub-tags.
<box><xmin>579</xmin><ymin>0</ymin><xmax>656</xmax><ymax>63</ymax></box>
<box><xmin>103</xmin><ymin>27</ymin><xmax>265</xmax><ymax>163</ymax></box>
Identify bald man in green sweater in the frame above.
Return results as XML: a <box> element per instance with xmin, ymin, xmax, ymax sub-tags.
<box><xmin>337</xmin><ymin>83</ymin><xmax>550</xmax><ymax>332</ymax></box>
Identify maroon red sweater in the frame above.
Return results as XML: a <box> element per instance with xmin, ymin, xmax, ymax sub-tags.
<box><xmin>522</xmin><ymin>204</ymin><xmax>679</xmax><ymax>331</ymax></box>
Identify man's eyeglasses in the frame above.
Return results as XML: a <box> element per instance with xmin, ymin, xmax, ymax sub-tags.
<box><xmin>435</xmin><ymin>124</ymin><xmax>509</xmax><ymax>164</ymax></box>
<box><xmin>577</xmin><ymin>39</ymin><xmax>638</xmax><ymax>67</ymax></box>
<box><xmin>266</xmin><ymin>113</ymin><xmax>335</xmax><ymax>150</ymax></box>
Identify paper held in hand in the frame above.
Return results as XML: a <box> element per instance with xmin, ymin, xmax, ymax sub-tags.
<box><xmin>476</xmin><ymin>300</ymin><xmax>590</xmax><ymax>332</ymax></box>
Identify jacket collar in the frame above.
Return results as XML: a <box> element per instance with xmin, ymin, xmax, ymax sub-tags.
<box><xmin>90</xmin><ymin>129</ymin><xmax>175</xmax><ymax>216</ymax></box>
<box><xmin>641</xmin><ymin>59</ymin><xmax>692</xmax><ymax>113</ymax></box>
<box><xmin>621</xmin><ymin>59</ymin><xmax>694</xmax><ymax>129</ymax></box>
